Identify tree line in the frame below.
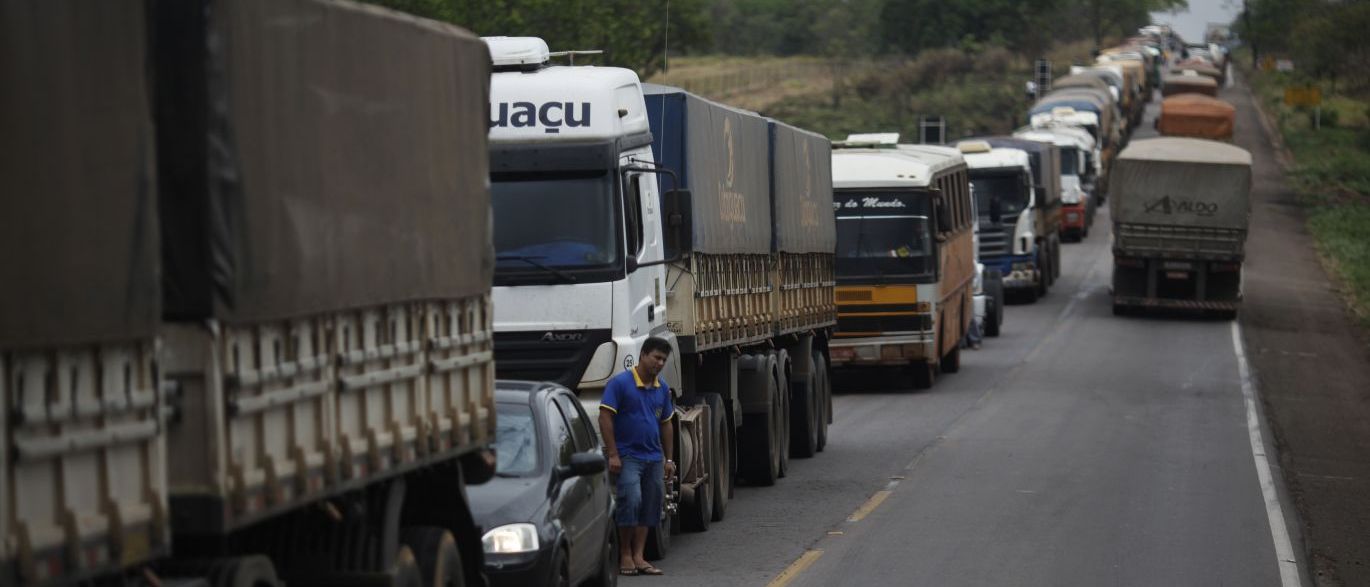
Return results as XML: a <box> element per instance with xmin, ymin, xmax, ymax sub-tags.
<box><xmin>1237</xmin><ymin>0</ymin><xmax>1370</xmax><ymax>94</ymax></box>
<box><xmin>370</xmin><ymin>0</ymin><xmax>1184</xmax><ymax>76</ymax></box>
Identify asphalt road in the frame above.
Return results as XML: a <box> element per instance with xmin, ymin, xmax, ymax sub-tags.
<box><xmin>627</xmin><ymin>85</ymin><xmax>1303</xmax><ymax>586</ymax></box>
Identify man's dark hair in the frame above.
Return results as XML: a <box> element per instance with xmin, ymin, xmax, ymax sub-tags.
<box><xmin>641</xmin><ymin>336</ymin><xmax>673</xmax><ymax>358</ymax></box>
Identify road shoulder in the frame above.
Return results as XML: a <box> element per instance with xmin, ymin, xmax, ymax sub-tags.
<box><xmin>1233</xmin><ymin>73</ymin><xmax>1370</xmax><ymax>587</ymax></box>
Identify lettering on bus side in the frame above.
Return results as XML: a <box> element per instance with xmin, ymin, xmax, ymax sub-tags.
<box><xmin>489</xmin><ymin>101</ymin><xmax>592</xmax><ymax>134</ymax></box>
<box><xmin>835</xmin><ymin>197</ymin><xmax>908</xmax><ymax>209</ymax></box>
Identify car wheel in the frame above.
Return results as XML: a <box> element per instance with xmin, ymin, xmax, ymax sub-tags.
<box><xmin>550</xmin><ymin>547</ymin><xmax>571</xmax><ymax>587</ymax></box>
<box><xmin>591</xmin><ymin>525</ymin><xmax>618</xmax><ymax>587</ymax></box>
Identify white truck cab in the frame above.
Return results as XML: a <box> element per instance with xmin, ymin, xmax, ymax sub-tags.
<box><xmin>485</xmin><ymin>37</ymin><xmax>680</xmax><ymax>391</ymax></box>
<box><xmin>1015</xmin><ymin>126</ymin><xmax>1098</xmax><ymax>240</ymax></box>
<box><xmin>958</xmin><ymin>143</ymin><xmax>1042</xmax><ymax>297</ymax></box>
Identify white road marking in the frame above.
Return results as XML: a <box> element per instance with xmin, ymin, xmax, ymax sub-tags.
<box><xmin>1231</xmin><ymin>321</ymin><xmax>1303</xmax><ymax>587</ymax></box>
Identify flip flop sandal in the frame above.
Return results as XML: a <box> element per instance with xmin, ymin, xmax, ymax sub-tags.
<box><xmin>637</xmin><ymin>565</ymin><xmax>665</xmax><ymax>576</ymax></box>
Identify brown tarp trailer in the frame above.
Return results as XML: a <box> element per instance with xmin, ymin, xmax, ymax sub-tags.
<box><xmin>1157</xmin><ymin>94</ymin><xmax>1236</xmax><ymax>141</ymax></box>
<box><xmin>1172</xmin><ymin>59</ymin><xmax>1224</xmax><ymax>85</ymax></box>
<box><xmin>1162</xmin><ymin>74</ymin><xmax>1219</xmax><ymax>97</ymax></box>
<box><xmin>1053</xmin><ymin>74</ymin><xmax>1113</xmax><ymax>94</ymax></box>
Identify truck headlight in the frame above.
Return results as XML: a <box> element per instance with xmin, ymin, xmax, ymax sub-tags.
<box><xmin>483</xmin><ymin>523</ymin><xmax>540</xmax><ymax>554</ymax></box>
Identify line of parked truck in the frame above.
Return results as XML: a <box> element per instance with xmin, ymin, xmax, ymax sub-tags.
<box><xmin>2</xmin><ymin>4</ymin><xmax>1255</xmax><ymax>585</ymax></box>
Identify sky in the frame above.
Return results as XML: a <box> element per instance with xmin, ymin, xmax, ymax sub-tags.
<box><xmin>1150</xmin><ymin>0</ymin><xmax>1244</xmax><ymax>42</ymax></box>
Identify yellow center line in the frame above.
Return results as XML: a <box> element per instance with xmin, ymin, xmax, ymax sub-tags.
<box><xmin>846</xmin><ymin>489</ymin><xmax>892</xmax><ymax>522</ymax></box>
<box><xmin>767</xmin><ymin>549</ymin><xmax>824</xmax><ymax>587</ymax></box>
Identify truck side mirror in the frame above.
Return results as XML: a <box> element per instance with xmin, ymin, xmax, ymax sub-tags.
<box><xmin>662</xmin><ymin>188</ymin><xmax>693</xmax><ymax>259</ymax></box>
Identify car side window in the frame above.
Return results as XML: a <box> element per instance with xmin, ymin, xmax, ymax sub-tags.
<box><xmin>546</xmin><ymin>399</ymin><xmax>575</xmax><ymax>466</ymax></box>
<box><xmin>555</xmin><ymin>393</ymin><xmax>597</xmax><ymax>452</ymax></box>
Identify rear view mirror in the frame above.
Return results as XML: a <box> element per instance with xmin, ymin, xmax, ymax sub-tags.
<box><xmin>558</xmin><ymin>452</ymin><xmax>607</xmax><ymax>480</ymax></box>
<box><xmin>662</xmin><ymin>189</ymin><xmax>693</xmax><ymax>259</ymax></box>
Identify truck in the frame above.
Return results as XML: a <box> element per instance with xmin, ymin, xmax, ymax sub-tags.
<box><xmin>1110</xmin><ymin>138</ymin><xmax>1253</xmax><ymax>318</ymax></box>
<box><xmin>1156</xmin><ymin>94</ymin><xmax>1236</xmax><ymax>141</ymax></box>
<box><xmin>2</xmin><ymin>1</ymin><xmax>495</xmax><ymax>585</ymax></box>
<box><xmin>957</xmin><ymin>137</ymin><xmax>1063</xmax><ymax>303</ymax></box>
<box><xmin>828</xmin><ymin>137</ymin><xmax>976</xmax><ymax>388</ymax></box>
<box><xmin>1014</xmin><ymin>126</ymin><xmax>1100</xmax><ymax>241</ymax></box>
<box><xmin>484</xmin><ymin>38</ymin><xmax>835</xmax><ymax>558</ymax></box>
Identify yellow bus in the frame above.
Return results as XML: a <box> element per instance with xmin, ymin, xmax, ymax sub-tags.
<box><xmin>828</xmin><ymin>137</ymin><xmax>977</xmax><ymax>388</ymax></box>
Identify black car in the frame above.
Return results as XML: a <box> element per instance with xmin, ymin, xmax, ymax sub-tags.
<box><xmin>472</xmin><ymin>381</ymin><xmax>618</xmax><ymax>587</ymax></box>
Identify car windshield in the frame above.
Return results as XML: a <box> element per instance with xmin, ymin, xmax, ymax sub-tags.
<box><xmin>491</xmin><ymin>171</ymin><xmax>620</xmax><ymax>282</ymax></box>
<box><xmin>970</xmin><ymin>172</ymin><xmax>1029</xmax><ymax>220</ymax></box>
<box><xmin>494</xmin><ymin>403</ymin><xmax>539</xmax><ymax>476</ymax></box>
<box><xmin>833</xmin><ymin>191</ymin><xmax>936</xmax><ymax>282</ymax></box>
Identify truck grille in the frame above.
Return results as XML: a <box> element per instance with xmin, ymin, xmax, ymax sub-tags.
<box><xmin>978</xmin><ymin>223</ymin><xmax>1011</xmax><ymax>257</ymax></box>
<box><xmin>837</xmin><ymin>313</ymin><xmax>932</xmax><ymax>335</ymax></box>
<box><xmin>494</xmin><ymin>329</ymin><xmax>612</xmax><ymax>388</ymax></box>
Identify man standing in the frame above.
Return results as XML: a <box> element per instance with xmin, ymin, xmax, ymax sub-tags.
<box><xmin>599</xmin><ymin>337</ymin><xmax>676</xmax><ymax>576</ymax></box>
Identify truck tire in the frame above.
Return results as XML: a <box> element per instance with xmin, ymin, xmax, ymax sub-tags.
<box><xmin>400</xmin><ymin>527</ymin><xmax>465</xmax><ymax>587</ymax></box>
<box><xmin>1035</xmin><ymin>250</ymin><xmax>1049</xmax><ymax>298</ymax></box>
<box><xmin>985</xmin><ymin>270</ymin><xmax>1004</xmax><ymax>337</ymax></box>
<box><xmin>677</xmin><ymin>395</ymin><xmax>713</xmax><ymax>533</ymax></box>
<box><xmin>201</xmin><ymin>556</ymin><xmax>280</xmax><ymax>587</ymax></box>
<box><xmin>590</xmin><ymin>521</ymin><xmax>619</xmax><ymax>587</ymax></box>
<box><xmin>392</xmin><ymin>546</ymin><xmax>425</xmax><ymax>587</ymax></box>
<box><xmin>701</xmin><ymin>393</ymin><xmax>730</xmax><ymax>522</ymax></box>
<box><xmin>910</xmin><ymin>360</ymin><xmax>936</xmax><ymax>390</ymax></box>
<box><xmin>942</xmin><ymin>344</ymin><xmax>961</xmax><ymax>374</ymax></box>
<box><xmin>1051</xmin><ymin>237</ymin><xmax>1062</xmax><ymax>281</ymax></box>
<box><xmin>774</xmin><ymin>353</ymin><xmax>791</xmax><ymax>479</ymax></box>
<box><xmin>789</xmin><ymin>366</ymin><xmax>818</xmax><ymax>459</ymax></box>
<box><xmin>740</xmin><ymin>370</ymin><xmax>781</xmax><ymax>487</ymax></box>
<box><xmin>645</xmin><ymin>510</ymin><xmax>671</xmax><ymax>561</ymax></box>
<box><xmin>813</xmin><ymin>350</ymin><xmax>831</xmax><ymax>452</ymax></box>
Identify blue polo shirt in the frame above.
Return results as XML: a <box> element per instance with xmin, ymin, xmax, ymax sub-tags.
<box><xmin>600</xmin><ymin>368</ymin><xmax>674</xmax><ymax>462</ymax></box>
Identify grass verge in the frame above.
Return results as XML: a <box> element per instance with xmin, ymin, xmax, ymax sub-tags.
<box><xmin>1242</xmin><ymin>55</ymin><xmax>1370</xmax><ymax>323</ymax></box>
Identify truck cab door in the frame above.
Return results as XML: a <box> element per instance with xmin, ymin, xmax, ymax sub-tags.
<box><xmin>621</xmin><ymin>161</ymin><xmax>675</xmax><ymax>368</ymax></box>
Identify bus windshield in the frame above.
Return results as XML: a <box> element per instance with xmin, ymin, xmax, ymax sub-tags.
<box><xmin>833</xmin><ymin>192</ymin><xmax>936</xmax><ymax>283</ymax></box>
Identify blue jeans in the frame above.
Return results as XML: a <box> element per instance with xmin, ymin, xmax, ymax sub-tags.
<box><xmin>614</xmin><ymin>457</ymin><xmax>664</xmax><ymax>527</ymax></box>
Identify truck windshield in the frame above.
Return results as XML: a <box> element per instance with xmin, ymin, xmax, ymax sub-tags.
<box><xmin>491</xmin><ymin>170</ymin><xmax>622</xmax><ymax>285</ymax></box>
<box><xmin>1060</xmin><ymin>147</ymin><xmax>1079</xmax><ymax>176</ymax></box>
<box><xmin>833</xmin><ymin>191</ymin><xmax>936</xmax><ymax>283</ymax></box>
<box><xmin>970</xmin><ymin>171</ymin><xmax>1029</xmax><ymax>220</ymax></box>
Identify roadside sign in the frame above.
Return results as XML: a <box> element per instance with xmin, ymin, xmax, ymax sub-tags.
<box><xmin>1284</xmin><ymin>86</ymin><xmax>1322</xmax><ymax>107</ymax></box>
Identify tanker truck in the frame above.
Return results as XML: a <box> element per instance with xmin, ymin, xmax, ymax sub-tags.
<box><xmin>2</xmin><ymin>1</ymin><xmax>495</xmax><ymax>585</ymax></box>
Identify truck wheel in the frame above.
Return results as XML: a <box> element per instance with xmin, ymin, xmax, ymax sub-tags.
<box><xmin>812</xmin><ymin>350</ymin><xmax>830</xmax><ymax>452</ymax></box>
<box><xmin>204</xmin><ymin>556</ymin><xmax>279</xmax><ymax>587</ymax></box>
<box><xmin>590</xmin><ymin>523</ymin><xmax>619</xmax><ymax>587</ymax></box>
<box><xmin>392</xmin><ymin>546</ymin><xmax>425</xmax><ymax>587</ymax></box>
<box><xmin>1051</xmin><ymin>237</ymin><xmax>1062</xmax><ymax>281</ymax></box>
<box><xmin>942</xmin><ymin>345</ymin><xmax>961</xmax><ymax>374</ymax></box>
<box><xmin>645</xmin><ymin>510</ymin><xmax>671</xmax><ymax>561</ymax></box>
<box><xmin>740</xmin><ymin>372</ymin><xmax>780</xmax><ymax>487</ymax></box>
<box><xmin>774</xmin><ymin>356</ymin><xmax>791</xmax><ymax>479</ymax></box>
<box><xmin>400</xmin><ymin>527</ymin><xmax>465</xmax><ymax>587</ymax></box>
<box><xmin>677</xmin><ymin>396</ymin><xmax>713</xmax><ymax>532</ymax></box>
<box><xmin>789</xmin><ymin>367</ymin><xmax>818</xmax><ymax>459</ymax></box>
<box><xmin>910</xmin><ymin>361</ymin><xmax>936</xmax><ymax>390</ymax></box>
<box><xmin>701</xmin><ymin>393</ymin><xmax>730</xmax><ymax>522</ymax></box>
